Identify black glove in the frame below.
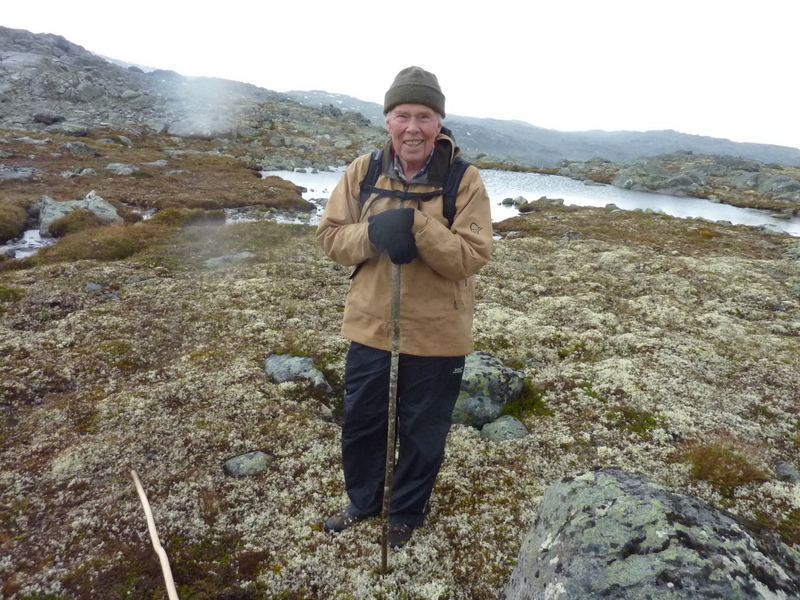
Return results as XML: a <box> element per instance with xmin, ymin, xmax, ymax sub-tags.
<box><xmin>368</xmin><ymin>208</ymin><xmax>418</xmax><ymax>264</ymax></box>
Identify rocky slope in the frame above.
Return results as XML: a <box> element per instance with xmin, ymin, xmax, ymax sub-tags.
<box><xmin>0</xmin><ymin>26</ymin><xmax>386</xmax><ymax>172</ymax></box>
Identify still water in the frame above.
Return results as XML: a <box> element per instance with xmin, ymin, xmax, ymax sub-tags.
<box><xmin>264</xmin><ymin>168</ymin><xmax>800</xmax><ymax>237</ymax></box>
<box><xmin>3</xmin><ymin>168</ymin><xmax>798</xmax><ymax>258</ymax></box>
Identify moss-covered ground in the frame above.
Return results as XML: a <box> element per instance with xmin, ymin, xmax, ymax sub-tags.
<box><xmin>1</xmin><ymin>197</ymin><xmax>799</xmax><ymax>598</ymax></box>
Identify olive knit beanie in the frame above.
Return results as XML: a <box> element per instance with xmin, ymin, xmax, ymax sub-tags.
<box><xmin>384</xmin><ymin>66</ymin><xmax>446</xmax><ymax>118</ymax></box>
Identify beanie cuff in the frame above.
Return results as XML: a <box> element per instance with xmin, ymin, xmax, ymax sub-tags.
<box><xmin>383</xmin><ymin>67</ymin><xmax>446</xmax><ymax>117</ymax></box>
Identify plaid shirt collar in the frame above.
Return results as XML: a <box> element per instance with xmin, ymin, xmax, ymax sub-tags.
<box><xmin>392</xmin><ymin>145</ymin><xmax>437</xmax><ymax>184</ymax></box>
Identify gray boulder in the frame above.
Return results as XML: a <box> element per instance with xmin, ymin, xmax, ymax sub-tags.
<box><xmin>223</xmin><ymin>451</ymin><xmax>273</xmax><ymax>477</ymax></box>
<box><xmin>481</xmin><ymin>415</ymin><xmax>528</xmax><ymax>441</ymax></box>
<box><xmin>730</xmin><ymin>171</ymin><xmax>762</xmax><ymax>189</ymax></box>
<box><xmin>52</xmin><ymin>123</ymin><xmax>92</xmax><ymax>137</ymax></box>
<box><xmin>659</xmin><ymin>169</ymin><xmax>708</xmax><ymax>196</ymax></box>
<box><xmin>31</xmin><ymin>109</ymin><xmax>64</xmax><ymax>125</ymax></box>
<box><xmin>106</xmin><ymin>162</ymin><xmax>140</xmax><ymax>176</ymax></box>
<box><xmin>612</xmin><ymin>160</ymin><xmax>672</xmax><ymax>192</ymax></box>
<box><xmin>0</xmin><ymin>164</ymin><xmax>38</xmax><ymax>180</ymax></box>
<box><xmin>760</xmin><ymin>175</ymin><xmax>800</xmax><ymax>202</ymax></box>
<box><xmin>59</xmin><ymin>141</ymin><xmax>95</xmax><ymax>156</ymax></box>
<box><xmin>717</xmin><ymin>156</ymin><xmax>761</xmax><ymax>171</ymax></box>
<box><xmin>264</xmin><ymin>354</ymin><xmax>333</xmax><ymax>393</ymax></box>
<box><xmin>775</xmin><ymin>461</ymin><xmax>800</xmax><ymax>484</ymax></box>
<box><xmin>39</xmin><ymin>190</ymin><xmax>122</xmax><ymax>236</ymax></box>
<box><xmin>613</xmin><ymin>161</ymin><xmax>708</xmax><ymax>197</ymax></box>
<box><xmin>452</xmin><ymin>352</ymin><xmax>525</xmax><ymax>428</ymax></box>
<box><xmin>503</xmin><ymin>468</ymin><xmax>800</xmax><ymax>600</ymax></box>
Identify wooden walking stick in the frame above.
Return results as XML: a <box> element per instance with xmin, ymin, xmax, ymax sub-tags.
<box><xmin>131</xmin><ymin>469</ymin><xmax>180</xmax><ymax>600</ymax></box>
<box><xmin>380</xmin><ymin>262</ymin><xmax>401</xmax><ymax>573</ymax></box>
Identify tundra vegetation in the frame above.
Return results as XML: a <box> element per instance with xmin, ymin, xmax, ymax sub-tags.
<box><xmin>1</xmin><ymin>127</ymin><xmax>800</xmax><ymax>600</ymax></box>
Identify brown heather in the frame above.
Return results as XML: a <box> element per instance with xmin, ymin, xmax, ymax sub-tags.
<box><xmin>679</xmin><ymin>433</ymin><xmax>771</xmax><ymax>493</ymax></box>
<box><xmin>0</xmin><ymin>127</ymin><xmax>311</xmax><ymax>241</ymax></box>
<box><xmin>2</xmin><ymin>144</ymin><xmax>800</xmax><ymax>598</ymax></box>
<box><xmin>47</xmin><ymin>210</ymin><xmax>107</xmax><ymax>238</ymax></box>
<box><xmin>0</xmin><ymin>199</ymin><xmax>28</xmax><ymax>244</ymax></box>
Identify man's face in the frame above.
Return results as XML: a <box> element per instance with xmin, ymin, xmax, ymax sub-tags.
<box><xmin>385</xmin><ymin>103</ymin><xmax>442</xmax><ymax>175</ymax></box>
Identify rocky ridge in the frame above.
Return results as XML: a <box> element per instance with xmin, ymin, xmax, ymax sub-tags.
<box><xmin>287</xmin><ymin>90</ymin><xmax>800</xmax><ymax>168</ymax></box>
<box><xmin>557</xmin><ymin>153</ymin><xmax>800</xmax><ymax>216</ymax></box>
<box><xmin>0</xmin><ymin>26</ymin><xmax>385</xmax><ymax>172</ymax></box>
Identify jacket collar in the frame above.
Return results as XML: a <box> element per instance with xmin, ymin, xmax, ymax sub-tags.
<box><xmin>381</xmin><ymin>126</ymin><xmax>459</xmax><ymax>187</ymax></box>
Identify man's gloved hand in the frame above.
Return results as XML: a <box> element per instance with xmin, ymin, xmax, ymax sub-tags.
<box><xmin>368</xmin><ymin>208</ymin><xmax>418</xmax><ymax>264</ymax></box>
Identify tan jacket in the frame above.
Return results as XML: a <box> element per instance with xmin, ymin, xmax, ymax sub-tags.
<box><xmin>316</xmin><ymin>133</ymin><xmax>492</xmax><ymax>356</ymax></box>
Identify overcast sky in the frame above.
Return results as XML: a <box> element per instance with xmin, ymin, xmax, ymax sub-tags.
<box><xmin>4</xmin><ymin>0</ymin><xmax>799</xmax><ymax>150</ymax></box>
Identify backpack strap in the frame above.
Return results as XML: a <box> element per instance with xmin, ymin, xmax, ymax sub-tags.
<box><xmin>359</xmin><ymin>150</ymin><xmax>385</xmax><ymax>205</ymax></box>
<box><xmin>359</xmin><ymin>150</ymin><xmax>472</xmax><ymax>229</ymax></box>
<box><xmin>441</xmin><ymin>156</ymin><xmax>470</xmax><ymax>228</ymax></box>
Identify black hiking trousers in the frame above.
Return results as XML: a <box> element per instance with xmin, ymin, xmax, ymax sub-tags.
<box><xmin>341</xmin><ymin>342</ymin><xmax>465</xmax><ymax>528</ymax></box>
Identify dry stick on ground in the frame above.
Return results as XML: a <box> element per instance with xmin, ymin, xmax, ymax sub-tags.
<box><xmin>131</xmin><ymin>469</ymin><xmax>180</xmax><ymax>600</ymax></box>
<box><xmin>380</xmin><ymin>263</ymin><xmax>402</xmax><ymax>573</ymax></box>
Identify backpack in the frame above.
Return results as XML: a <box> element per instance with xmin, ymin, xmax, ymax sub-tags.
<box><xmin>358</xmin><ymin>149</ymin><xmax>471</xmax><ymax>228</ymax></box>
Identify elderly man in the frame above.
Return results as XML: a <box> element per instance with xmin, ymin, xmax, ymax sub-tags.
<box><xmin>315</xmin><ymin>66</ymin><xmax>492</xmax><ymax>548</ymax></box>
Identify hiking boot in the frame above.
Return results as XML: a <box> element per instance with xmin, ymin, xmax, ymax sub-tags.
<box><xmin>324</xmin><ymin>508</ymin><xmax>367</xmax><ymax>533</ymax></box>
<box><xmin>388</xmin><ymin>523</ymin><xmax>414</xmax><ymax>548</ymax></box>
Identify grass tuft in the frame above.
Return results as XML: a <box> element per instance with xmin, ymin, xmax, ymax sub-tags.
<box><xmin>149</xmin><ymin>208</ymin><xmax>226</xmax><ymax>228</ymax></box>
<box><xmin>0</xmin><ymin>283</ymin><xmax>25</xmax><ymax>304</ymax></box>
<box><xmin>0</xmin><ymin>199</ymin><xmax>29</xmax><ymax>244</ymax></box>
<box><xmin>606</xmin><ymin>406</ymin><xmax>664</xmax><ymax>437</ymax></box>
<box><xmin>500</xmin><ymin>380</ymin><xmax>554</xmax><ymax>419</ymax></box>
<box><xmin>48</xmin><ymin>209</ymin><xmax>107</xmax><ymax>238</ymax></box>
<box><xmin>679</xmin><ymin>434</ymin><xmax>769</xmax><ymax>495</ymax></box>
<box><xmin>37</xmin><ymin>223</ymin><xmax>164</xmax><ymax>262</ymax></box>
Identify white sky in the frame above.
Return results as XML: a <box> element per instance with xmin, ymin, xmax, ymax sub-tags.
<box><xmin>4</xmin><ymin>0</ymin><xmax>799</xmax><ymax>150</ymax></box>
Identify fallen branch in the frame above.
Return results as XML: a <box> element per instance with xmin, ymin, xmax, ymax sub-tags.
<box><xmin>131</xmin><ymin>469</ymin><xmax>179</xmax><ymax>600</ymax></box>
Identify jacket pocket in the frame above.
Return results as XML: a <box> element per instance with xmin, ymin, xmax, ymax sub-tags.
<box><xmin>453</xmin><ymin>279</ymin><xmax>470</xmax><ymax>309</ymax></box>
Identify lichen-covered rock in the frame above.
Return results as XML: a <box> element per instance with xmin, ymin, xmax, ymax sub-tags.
<box><xmin>612</xmin><ymin>160</ymin><xmax>672</xmax><ymax>192</ymax></box>
<box><xmin>59</xmin><ymin>141</ymin><xmax>95</xmax><ymax>156</ymax></box>
<box><xmin>223</xmin><ymin>451</ymin><xmax>273</xmax><ymax>477</ymax></box>
<box><xmin>503</xmin><ymin>468</ymin><xmax>800</xmax><ymax>600</ymax></box>
<box><xmin>105</xmin><ymin>162</ymin><xmax>140</xmax><ymax>176</ymax></box>
<box><xmin>264</xmin><ymin>353</ymin><xmax>333</xmax><ymax>393</ymax></box>
<box><xmin>39</xmin><ymin>190</ymin><xmax>122</xmax><ymax>235</ymax></box>
<box><xmin>452</xmin><ymin>351</ymin><xmax>525</xmax><ymax>428</ymax></box>
<box><xmin>0</xmin><ymin>163</ymin><xmax>38</xmax><ymax>180</ymax></box>
<box><xmin>481</xmin><ymin>415</ymin><xmax>528</xmax><ymax>441</ymax></box>
<box><xmin>775</xmin><ymin>461</ymin><xmax>800</xmax><ymax>484</ymax></box>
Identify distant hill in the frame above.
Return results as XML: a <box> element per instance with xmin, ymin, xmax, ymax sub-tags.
<box><xmin>286</xmin><ymin>90</ymin><xmax>800</xmax><ymax>168</ymax></box>
<box><xmin>2</xmin><ymin>24</ymin><xmax>798</xmax><ymax>170</ymax></box>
